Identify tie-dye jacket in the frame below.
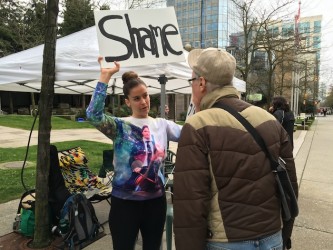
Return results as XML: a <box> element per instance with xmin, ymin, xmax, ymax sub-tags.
<box><xmin>86</xmin><ymin>82</ymin><xmax>182</xmax><ymax>201</ymax></box>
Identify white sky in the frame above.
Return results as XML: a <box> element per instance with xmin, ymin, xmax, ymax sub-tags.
<box><xmin>21</xmin><ymin>0</ymin><xmax>333</xmax><ymax>87</ymax></box>
<box><xmin>102</xmin><ymin>0</ymin><xmax>333</xmax><ymax>88</ymax></box>
<box><xmin>300</xmin><ymin>0</ymin><xmax>333</xmax><ymax>87</ymax></box>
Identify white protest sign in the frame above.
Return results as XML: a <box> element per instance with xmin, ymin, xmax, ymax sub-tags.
<box><xmin>94</xmin><ymin>7</ymin><xmax>185</xmax><ymax>67</ymax></box>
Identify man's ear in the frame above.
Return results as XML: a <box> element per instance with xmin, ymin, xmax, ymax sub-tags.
<box><xmin>199</xmin><ymin>77</ymin><xmax>207</xmax><ymax>92</ymax></box>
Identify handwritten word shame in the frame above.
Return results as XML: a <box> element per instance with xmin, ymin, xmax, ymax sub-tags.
<box><xmin>98</xmin><ymin>14</ymin><xmax>183</xmax><ymax>62</ymax></box>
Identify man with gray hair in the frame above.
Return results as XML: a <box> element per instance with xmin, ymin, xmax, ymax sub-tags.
<box><xmin>173</xmin><ymin>48</ymin><xmax>298</xmax><ymax>250</ymax></box>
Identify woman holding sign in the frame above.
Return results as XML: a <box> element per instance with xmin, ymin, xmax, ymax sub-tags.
<box><xmin>86</xmin><ymin>57</ymin><xmax>182</xmax><ymax>250</ymax></box>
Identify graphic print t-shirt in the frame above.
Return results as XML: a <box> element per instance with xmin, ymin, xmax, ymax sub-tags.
<box><xmin>86</xmin><ymin>82</ymin><xmax>181</xmax><ymax>200</ymax></box>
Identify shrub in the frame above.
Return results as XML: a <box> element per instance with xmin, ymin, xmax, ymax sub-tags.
<box><xmin>112</xmin><ymin>104</ymin><xmax>131</xmax><ymax>117</ymax></box>
<box><xmin>179</xmin><ymin>112</ymin><xmax>186</xmax><ymax>121</ymax></box>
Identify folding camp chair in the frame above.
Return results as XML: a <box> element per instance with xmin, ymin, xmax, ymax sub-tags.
<box><xmin>164</xmin><ymin>149</ymin><xmax>176</xmax><ymax>177</ymax></box>
<box><xmin>163</xmin><ymin>149</ymin><xmax>176</xmax><ymax>250</ymax></box>
<box><xmin>98</xmin><ymin>149</ymin><xmax>114</xmax><ymax>186</ymax></box>
<box><xmin>49</xmin><ymin>144</ymin><xmax>112</xmax><ymax>222</ymax></box>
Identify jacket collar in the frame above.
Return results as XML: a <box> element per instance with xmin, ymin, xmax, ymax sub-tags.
<box><xmin>199</xmin><ymin>86</ymin><xmax>240</xmax><ymax>111</ymax></box>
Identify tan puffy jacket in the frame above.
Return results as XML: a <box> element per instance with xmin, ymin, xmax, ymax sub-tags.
<box><xmin>173</xmin><ymin>86</ymin><xmax>298</xmax><ymax>250</ymax></box>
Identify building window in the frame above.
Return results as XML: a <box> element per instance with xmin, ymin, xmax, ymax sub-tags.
<box><xmin>299</xmin><ymin>22</ymin><xmax>310</xmax><ymax>35</ymax></box>
<box><xmin>282</xmin><ymin>24</ymin><xmax>294</xmax><ymax>37</ymax></box>
<box><xmin>306</xmin><ymin>37</ymin><xmax>311</xmax><ymax>48</ymax></box>
<box><xmin>270</xmin><ymin>26</ymin><xmax>279</xmax><ymax>37</ymax></box>
<box><xmin>313</xmin><ymin>36</ymin><xmax>321</xmax><ymax>49</ymax></box>
<box><xmin>314</xmin><ymin>20</ymin><xmax>321</xmax><ymax>33</ymax></box>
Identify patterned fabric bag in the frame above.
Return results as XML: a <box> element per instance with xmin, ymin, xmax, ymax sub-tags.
<box><xmin>57</xmin><ymin>147</ymin><xmax>112</xmax><ymax>199</ymax></box>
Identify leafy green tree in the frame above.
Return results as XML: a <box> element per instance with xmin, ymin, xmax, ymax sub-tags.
<box><xmin>21</xmin><ymin>0</ymin><xmax>47</xmax><ymax>49</ymax></box>
<box><xmin>59</xmin><ymin>0</ymin><xmax>96</xmax><ymax>36</ymax></box>
<box><xmin>0</xmin><ymin>0</ymin><xmax>24</xmax><ymax>56</ymax></box>
<box><xmin>0</xmin><ymin>0</ymin><xmax>46</xmax><ymax>56</ymax></box>
<box><xmin>323</xmin><ymin>85</ymin><xmax>333</xmax><ymax>108</ymax></box>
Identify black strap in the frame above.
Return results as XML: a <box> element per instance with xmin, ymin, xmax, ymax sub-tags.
<box><xmin>213</xmin><ymin>102</ymin><xmax>278</xmax><ymax>171</ymax></box>
<box><xmin>17</xmin><ymin>189</ymin><xmax>36</xmax><ymax>213</ymax></box>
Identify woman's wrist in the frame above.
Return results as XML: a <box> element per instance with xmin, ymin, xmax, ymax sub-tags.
<box><xmin>99</xmin><ymin>72</ymin><xmax>112</xmax><ymax>85</ymax></box>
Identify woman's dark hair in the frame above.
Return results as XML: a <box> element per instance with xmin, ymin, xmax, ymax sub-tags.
<box><xmin>122</xmin><ymin>71</ymin><xmax>147</xmax><ymax>98</ymax></box>
<box><xmin>272</xmin><ymin>96</ymin><xmax>290</xmax><ymax>112</ymax></box>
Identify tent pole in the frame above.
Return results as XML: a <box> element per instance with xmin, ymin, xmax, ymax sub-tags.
<box><xmin>158</xmin><ymin>75</ymin><xmax>168</xmax><ymax>118</ymax></box>
<box><xmin>111</xmin><ymin>78</ymin><xmax>116</xmax><ymax>113</ymax></box>
<box><xmin>81</xmin><ymin>94</ymin><xmax>86</xmax><ymax>109</ymax></box>
<box><xmin>9</xmin><ymin>92</ymin><xmax>13</xmax><ymax>114</ymax></box>
<box><xmin>0</xmin><ymin>95</ymin><xmax>2</xmax><ymax>114</ymax></box>
<box><xmin>30</xmin><ymin>93</ymin><xmax>37</xmax><ymax>116</ymax></box>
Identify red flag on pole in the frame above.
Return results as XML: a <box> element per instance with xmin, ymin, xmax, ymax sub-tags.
<box><xmin>294</xmin><ymin>1</ymin><xmax>301</xmax><ymax>47</ymax></box>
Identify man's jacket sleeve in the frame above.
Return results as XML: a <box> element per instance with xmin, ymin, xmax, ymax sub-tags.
<box><xmin>173</xmin><ymin>123</ymin><xmax>211</xmax><ymax>250</ymax></box>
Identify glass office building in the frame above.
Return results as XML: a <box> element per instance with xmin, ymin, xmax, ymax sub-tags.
<box><xmin>167</xmin><ymin>0</ymin><xmax>240</xmax><ymax>49</ymax></box>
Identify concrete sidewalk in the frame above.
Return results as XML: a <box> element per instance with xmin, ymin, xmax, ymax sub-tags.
<box><xmin>0</xmin><ymin>126</ymin><xmax>111</xmax><ymax>148</ymax></box>
<box><xmin>1</xmin><ymin>115</ymin><xmax>333</xmax><ymax>249</ymax></box>
<box><xmin>291</xmin><ymin>115</ymin><xmax>333</xmax><ymax>250</ymax></box>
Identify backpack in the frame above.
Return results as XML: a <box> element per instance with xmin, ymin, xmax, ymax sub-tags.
<box><xmin>13</xmin><ymin>189</ymin><xmax>36</xmax><ymax>237</ymax></box>
<box><xmin>59</xmin><ymin>193</ymin><xmax>102</xmax><ymax>249</ymax></box>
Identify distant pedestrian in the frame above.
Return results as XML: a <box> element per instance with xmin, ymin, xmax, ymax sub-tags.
<box><xmin>158</xmin><ymin>104</ymin><xmax>170</xmax><ymax>119</ymax></box>
<box><xmin>270</xmin><ymin>96</ymin><xmax>295</xmax><ymax>148</ymax></box>
<box><xmin>323</xmin><ymin>108</ymin><xmax>327</xmax><ymax>117</ymax></box>
<box><xmin>164</xmin><ymin>104</ymin><xmax>169</xmax><ymax>119</ymax></box>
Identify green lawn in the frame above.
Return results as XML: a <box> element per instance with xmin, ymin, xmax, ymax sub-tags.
<box><xmin>0</xmin><ymin>140</ymin><xmax>112</xmax><ymax>204</ymax></box>
<box><xmin>0</xmin><ymin>114</ymin><xmax>182</xmax><ymax>204</ymax></box>
<box><xmin>0</xmin><ymin>115</ymin><xmax>112</xmax><ymax>203</ymax></box>
<box><xmin>0</xmin><ymin>115</ymin><xmax>94</xmax><ymax>130</ymax></box>
<box><xmin>0</xmin><ymin>115</ymin><xmax>102</xmax><ymax>203</ymax></box>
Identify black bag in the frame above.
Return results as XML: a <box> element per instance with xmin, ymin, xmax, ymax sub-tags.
<box><xmin>49</xmin><ymin>144</ymin><xmax>72</xmax><ymax>225</ymax></box>
<box><xmin>275</xmin><ymin>157</ymin><xmax>299</xmax><ymax>221</ymax></box>
<box><xmin>213</xmin><ymin>102</ymin><xmax>299</xmax><ymax>221</ymax></box>
<box><xmin>59</xmin><ymin>193</ymin><xmax>102</xmax><ymax>249</ymax></box>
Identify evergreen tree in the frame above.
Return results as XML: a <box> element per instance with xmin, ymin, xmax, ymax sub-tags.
<box><xmin>0</xmin><ymin>0</ymin><xmax>24</xmax><ymax>56</ymax></box>
<box><xmin>0</xmin><ymin>0</ymin><xmax>46</xmax><ymax>56</ymax></box>
<box><xmin>21</xmin><ymin>0</ymin><xmax>47</xmax><ymax>49</ymax></box>
<box><xmin>59</xmin><ymin>0</ymin><xmax>95</xmax><ymax>36</ymax></box>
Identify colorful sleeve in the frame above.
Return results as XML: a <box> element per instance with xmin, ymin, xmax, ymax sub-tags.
<box><xmin>86</xmin><ymin>82</ymin><xmax>116</xmax><ymax>139</ymax></box>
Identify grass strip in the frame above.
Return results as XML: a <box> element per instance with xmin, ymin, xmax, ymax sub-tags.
<box><xmin>0</xmin><ymin>140</ymin><xmax>112</xmax><ymax>204</ymax></box>
<box><xmin>0</xmin><ymin>115</ymin><xmax>94</xmax><ymax>130</ymax></box>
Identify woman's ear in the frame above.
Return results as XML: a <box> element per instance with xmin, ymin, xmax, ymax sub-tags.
<box><xmin>125</xmin><ymin>98</ymin><xmax>131</xmax><ymax>107</ymax></box>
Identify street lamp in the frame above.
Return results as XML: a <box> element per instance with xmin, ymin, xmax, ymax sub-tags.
<box><xmin>184</xmin><ymin>43</ymin><xmax>193</xmax><ymax>52</ymax></box>
<box><xmin>0</xmin><ymin>50</ymin><xmax>3</xmax><ymax>114</ymax></box>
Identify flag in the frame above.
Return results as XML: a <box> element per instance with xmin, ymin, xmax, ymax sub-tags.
<box><xmin>294</xmin><ymin>1</ymin><xmax>301</xmax><ymax>47</ymax></box>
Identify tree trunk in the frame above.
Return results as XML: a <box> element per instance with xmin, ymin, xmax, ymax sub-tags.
<box><xmin>31</xmin><ymin>0</ymin><xmax>59</xmax><ymax>248</ymax></box>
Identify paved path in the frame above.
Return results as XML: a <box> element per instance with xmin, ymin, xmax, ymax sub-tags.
<box><xmin>0</xmin><ymin>125</ymin><xmax>304</xmax><ymax>158</ymax></box>
<box><xmin>1</xmin><ymin>116</ymin><xmax>333</xmax><ymax>249</ymax></box>
<box><xmin>291</xmin><ymin>115</ymin><xmax>333</xmax><ymax>250</ymax></box>
<box><xmin>0</xmin><ymin>126</ymin><xmax>111</xmax><ymax>148</ymax></box>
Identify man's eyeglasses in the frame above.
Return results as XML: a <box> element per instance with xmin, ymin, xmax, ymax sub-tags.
<box><xmin>188</xmin><ymin>77</ymin><xmax>198</xmax><ymax>86</ymax></box>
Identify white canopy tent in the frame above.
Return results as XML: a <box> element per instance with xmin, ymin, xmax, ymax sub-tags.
<box><xmin>0</xmin><ymin>26</ymin><xmax>246</xmax><ymax>95</ymax></box>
